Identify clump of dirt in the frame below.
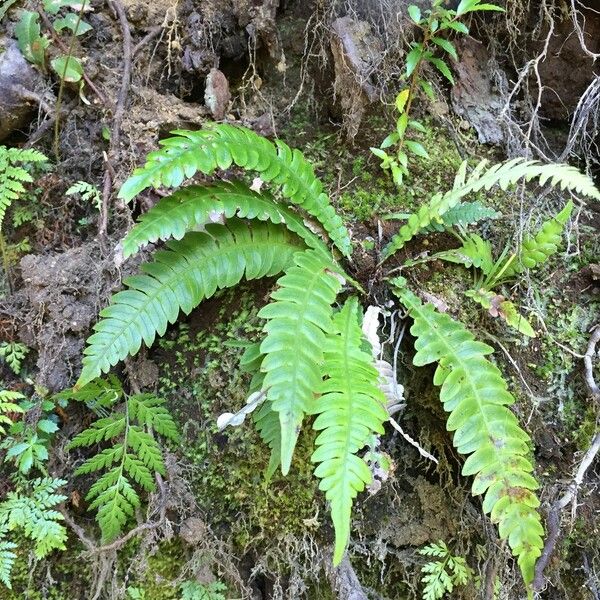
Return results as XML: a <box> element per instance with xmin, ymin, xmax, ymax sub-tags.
<box><xmin>0</xmin><ymin>241</ymin><xmax>132</xmax><ymax>391</ymax></box>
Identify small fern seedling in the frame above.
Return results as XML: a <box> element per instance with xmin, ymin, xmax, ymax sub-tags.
<box><xmin>68</xmin><ymin>391</ymin><xmax>179</xmax><ymax>541</ymax></box>
<box><xmin>419</xmin><ymin>540</ymin><xmax>472</xmax><ymax>600</ymax></box>
<box><xmin>0</xmin><ymin>341</ymin><xmax>30</xmax><ymax>375</ymax></box>
<box><xmin>0</xmin><ymin>477</ymin><xmax>68</xmax><ymax>588</ymax></box>
<box><xmin>180</xmin><ymin>580</ymin><xmax>227</xmax><ymax>600</ymax></box>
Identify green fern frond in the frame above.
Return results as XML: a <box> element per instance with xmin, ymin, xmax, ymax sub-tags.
<box><xmin>259</xmin><ymin>249</ymin><xmax>343</xmax><ymax>475</ymax></box>
<box><xmin>77</xmin><ymin>219</ymin><xmax>305</xmax><ymax>387</ymax></box>
<box><xmin>0</xmin><ymin>146</ymin><xmax>47</xmax><ymax>230</ymax></box>
<box><xmin>117</xmin><ymin>124</ymin><xmax>352</xmax><ymax>256</ymax></box>
<box><xmin>127</xmin><ymin>394</ymin><xmax>180</xmax><ymax>441</ymax></box>
<box><xmin>0</xmin><ymin>477</ymin><xmax>67</xmax><ymax>560</ymax></box>
<box><xmin>69</xmin><ymin>391</ymin><xmax>179</xmax><ymax>542</ymax></box>
<box><xmin>420</xmin><ymin>201</ymin><xmax>500</xmax><ymax>232</ymax></box>
<box><xmin>393</xmin><ymin>281</ymin><xmax>543</xmax><ymax>588</ymax></box>
<box><xmin>122</xmin><ymin>181</ymin><xmax>330</xmax><ymax>259</ymax></box>
<box><xmin>383</xmin><ymin>158</ymin><xmax>600</xmax><ymax>259</ymax></box>
<box><xmin>506</xmin><ymin>200</ymin><xmax>574</xmax><ymax>276</ymax></box>
<box><xmin>0</xmin><ymin>533</ymin><xmax>17</xmax><ymax>589</ymax></box>
<box><xmin>0</xmin><ymin>390</ymin><xmax>26</xmax><ymax>435</ymax></box>
<box><xmin>434</xmin><ymin>234</ymin><xmax>494</xmax><ymax>274</ymax></box>
<box><xmin>311</xmin><ymin>297</ymin><xmax>388</xmax><ymax>564</ymax></box>
<box><xmin>253</xmin><ymin>400</ymin><xmax>281</xmax><ymax>480</ymax></box>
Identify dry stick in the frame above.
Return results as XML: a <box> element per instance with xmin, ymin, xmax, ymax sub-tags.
<box><xmin>132</xmin><ymin>25</ymin><xmax>163</xmax><ymax>56</ymax></box>
<box><xmin>584</xmin><ymin>325</ymin><xmax>600</xmax><ymax>399</ymax></box>
<box><xmin>533</xmin><ymin>325</ymin><xmax>600</xmax><ymax>591</ymax></box>
<box><xmin>99</xmin><ymin>0</ymin><xmax>132</xmax><ymax>240</ymax></box>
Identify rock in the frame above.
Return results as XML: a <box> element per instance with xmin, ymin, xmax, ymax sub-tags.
<box><xmin>451</xmin><ymin>38</ymin><xmax>506</xmax><ymax>145</ymax></box>
<box><xmin>179</xmin><ymin>517</ymin><xmax>207</xmax><ymax>545</ymax></box>
<box><xmin>205</xmin><ymin>68</ymin><xmax>230</xmax><ymax>120</ymax></box>
<box><xmin>0</xmin><ymin>38</ymin><xmax>43</xmax><ymax>141</ymax></box>
<box><xmin>330</xmin><ymin>16</ymin><xmax>383</xmax><ymax>139</ymax></box>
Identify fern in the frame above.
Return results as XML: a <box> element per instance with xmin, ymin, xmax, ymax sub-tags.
<box><xmin>66</xmin><ymin>180</ymin><xmax>102</xmax><ymax>211</ymax></box>
<box><xmin>117</xmin><ymin>123</ymin><xmax>352</xmax><ymax>256</ymax></box>
<box><xmin>0</xmin><ymin>477</ymin><xmax>67</xmax><ymax>589</ymax></box>
<box><xmin>0</xmin><ymin>530</ymin><xmax>17</xmax><ymax>589</ymax></box>
<box><xmin>0</xmin><ymin>341</ymin><xmax>30</xmax><ymax>375</ymax></box>
<box><xmin>122</xmin><ymin>181</ymin><xmax>330</xmax><ymax>259</ymax></box>
<box><xmin>393</xmin><ymin>280</ymin><xmax>543</xmax><ymax>588</ymax></box>
<box><xmin>506</xmin><ymin>200</ymin><xmax>574</xmax><ymax>276</ymax></box>
<box><xmin>258</xmin><ymin>249</ymin><xmax>343</xmax><ymax>474</ymax></box>
<box><xmin>76</xmin><ymin>220</ymin><xmax>305</xmax><ymax>387</ymax></box>
<box><xmin>68</xmin><ymin>392</ymin><xmax>179</xmax><ymax>541</ymax></box>
<box><xmin>383</xmin><ymin>158</ymin><xmax>600</xmax><ymax>259</ymax></box>
<box><xmin>419</xmin><ymin>540</ymin><xmax>472</xmax><ymax>600</ymax></box>
<box><xmin>310</xmin><ymin>297</ymin><xmax>388</xmax><ymax>564</ymax></box>
<box><xmin>0</xmin><ymin>390</ymin><xmax>25</xmax><ymax>435</ymax></box>
<box><xmin>180</xmin><ymin>580</ymin><xmax>227</xmax><ymax>600</ymax></box>
<box><xmin>0</xmin><ymin>146</ymin><xmax>47</xmax><ymax>231</ymax></box>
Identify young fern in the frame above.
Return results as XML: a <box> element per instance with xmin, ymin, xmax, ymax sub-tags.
<box><xmin>393</xmin><ymin>280</ymin><xmax>543</xmax><ymax>589</ymax></box>
<box><xmin>0</xmin><ymin>477</ymin><xmax>67</xmax><ymax>588</ymax></box>
<box><xmin>0</xmin><ymin>146</ymin><xmax>47</xmax><ymax>231</ymax></box>
<box><xmin>68</xmin><ymin>393</ymin><xmax>179</xmax><ymax>541</ymax></box>
<box><xmin>311</xmin><ymin>297</ymin><xmax>388</xmax><ymax>563</ymax></box>
<box><xmin>0</xmin><ymin>390</ymin><xmax>25</xmax><ymax>435</ymax></box>
<box><xmin>383</xmin><ymin>158</ymin><xmax>600</xmax><ymax>259</ymax></box>
<box><xmin>506</xmin><ymin>199</ymin><xmax>574</xmax><ymax>276</ymax></box>
<box><xmin>117</xmin><ymin>123</ymin><xmax>352</xmax><ymax>256</ymax></box>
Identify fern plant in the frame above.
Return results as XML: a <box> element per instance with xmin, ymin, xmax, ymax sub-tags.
<box><xmin>393</xmin><ymin>278</ymin><xmax>544</xmax><ymax>585</ymax></box>
<box><xmin>419</xmin><ymin>540</ymin><xmax>472</xmax><ymax>600</ymax></box>
<box><xmin>0</xmin><ymin>477</ymin><xmax>68</xmax><ymax>589</ymax></box>
<box><xmin>74</xmin><ymin>122</ymin><xmax>600</xmax><ymax>592</ymax></box>
<box><xmin>0</xmin><ymin>390</ymin><xmax>25</xmax><ymax>436</ymax></box>
<box><xmin>68</xmin><ymin>390</ymin><xmax>179</xmax><ymax>541</ymax></box>
<box><xmin>0</xmin><ymin>146</ymin><xmax>47</xmax><ymax>232</ymax></box>
<box><xmin>0</xmin><ymin>341</ymin><xmax>30</xmax><ymax>375</ymax></box>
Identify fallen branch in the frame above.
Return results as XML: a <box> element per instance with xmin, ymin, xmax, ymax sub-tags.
<box><xmin>584</xmin><ymin>324</ymin><xmax>600</xmax><ymax>399</ymax></box>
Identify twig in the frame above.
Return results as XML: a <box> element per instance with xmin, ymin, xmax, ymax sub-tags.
<box><xmin>11</xmin><ymin>85</ymin><xmax>54</xmax><ymax>115</ymax></box>
<box><xmin>133</xmin><ymin>25</ymin><xmax>163</xmax><ymax>56</ymax></box>
<box><xmin>584</xmin><ymin>325</ymin><xmax>600</xmax><ymax>399</ymax></box>
<box><xmin>533</xmin><ymin>432</ymin><xmax>600</xmax><ymax>591</ymax></box>
<box><xmin>37</xmin><ymin>8</ymin><xmax>110</xmax><ymax>107</ymax></box>
<box><xmin>99</xmin><ymin>0</ymin><xmax>132</xmax><ymax>239</ymax></box>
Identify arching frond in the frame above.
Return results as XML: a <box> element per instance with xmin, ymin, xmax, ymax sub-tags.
<box><xmin>118</xmin><ymin>124</ymin><xmax>352</xmax><ymax>256</ymax></box>
<box><xmin>77</xmin><ymin>220</ymin><xmax>305</xmax><ymax>387</ymax></box>
<box><xmin>384</xmin><ymin>158</ymin><xmax>600</xmax><ymax>259</ymax></box>
<box><xmin>122</xmin><ymin>181</ymin><xmax>330</xmax><ymax>259</ymax></box>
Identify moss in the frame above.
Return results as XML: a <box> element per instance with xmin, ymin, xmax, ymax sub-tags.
<box><xmin>154</xmin><ymin>284</ymin><xmax>323</xmax><ymax>555</ymax></box>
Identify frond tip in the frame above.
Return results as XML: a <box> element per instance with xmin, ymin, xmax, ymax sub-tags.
<box><xmin>393</xmin><ymin>280</ymin><xmax>543</xmax><ymax>589</ymax></box>
<box><xmin>311</xmin><ymin>297</ymin><xmax>388</xmax><ymax>564</ymax></box>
